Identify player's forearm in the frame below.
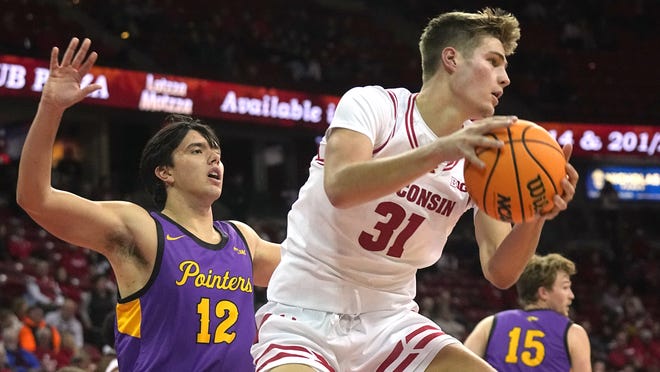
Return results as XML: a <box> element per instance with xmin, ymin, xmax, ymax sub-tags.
<box><xmin>484</xmin><ymin>220</ymin><xmax>544</xmax><ymax>289</ymax></box>
<box><xmin>324</xmin><ymin>145</ymin><xmax>440</xmax><ymax>208</ymax></box>
<box><xmin>16</xmin><ymin>102</ymin><xmax>66</xmax><ymax>210</ymax></box>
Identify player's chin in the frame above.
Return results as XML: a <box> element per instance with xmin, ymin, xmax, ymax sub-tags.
<box><xmin>477</xmin><ymin>104</ymin><xmax>495</xmax><ymax>118</ymax></box>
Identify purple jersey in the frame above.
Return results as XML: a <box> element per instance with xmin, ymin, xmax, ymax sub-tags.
<box><xmin>114</xmin><ymin>212</ymin><xmax>256</xmax><ymax>371</ymax></box>
<box><xmin>484</xmin><ymin>309</ymin><xmax>572</xmax><ymax>371</ymax></box>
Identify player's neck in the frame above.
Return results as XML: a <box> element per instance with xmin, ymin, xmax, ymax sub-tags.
<box><xmin>416</xmin><ymin>93</ymin><xmax>465</xmax><ymax>137</ymax></box>
<box><xmin>161</xmin><ymin>202</ymin><xmax>217</xmax><ymax>241</ymax></box>
<box><xmin>523</xmin><ymin>304</ymin><xmax>548</xmax><ymax>311</ymax></box>
<box><xmin>416</xmin><ymin>80</ymin><xmax>468</xmax><ymax>136</ymax></box>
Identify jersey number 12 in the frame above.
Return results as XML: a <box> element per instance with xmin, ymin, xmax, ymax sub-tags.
<box><xmin>196</xmin><ymin>297</ymin><xmax>238</xmax><ymax>344</ymax></box>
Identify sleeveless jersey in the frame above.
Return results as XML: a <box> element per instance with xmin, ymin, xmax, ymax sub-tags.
<box><xmin>485</xmin><ymin>309</ymin><xmax>572</xmax><ymax>371</ymax></box>
<box><xmin>267</xmin><ymin>86</ymin><xmax>475</xmax><ymax>314</ymax></box>
<box><xmin>114</xmin><ymin>212</ymin><xmax>256</xmax><ymax>372</ymax></box>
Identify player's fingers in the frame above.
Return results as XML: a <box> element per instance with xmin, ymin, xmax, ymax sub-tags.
<box><xmin>465</xmin><ymin>152</ymin><xmax>485</xmax><ymax>169</ymax></box>
<box><xmin>476</xmin><ymin>136</ymin><xmax>504</xmax><ymax>149</ymax></box>
<box><xmin>50</xmin><ymin>47</ymin><xmax>60</xmax><ymax>70</ymax></box>
<box><xmin>562</xmin><ymin>143</ymin><xmax>573</xmax><ymax>161</ymax></box>
<box><xmin>80</xmin><ymin>83</ymin><xmax>102</xmax><ymax>97</ymax></box>
<box><xmin>79</xmin><ymin>51</ymin><xmax>98</xmax><ymax>76</ymax></box>
<box><xmin>560</xmin><ymin>178</ymin><xmax>575</xmax><ymax>201</ymax></box>
<box><xmin>552</xmin><ymin>194</ymin><xmax>568</xmax><ymax>210</ymax></box>
<box><xmin>61</xmin><ymin>37</ymin><xmax>79</xmax><ymax>66</ymax></box>
<box><xmin>565</xmin><ymin>163</ymin><xmax>578</xmax><ymax>183</ymax></box>
<box><xmin>479</xmin><ymin>116</ymin><xmax>516</xmax><ymax>132</ymax></box>
<box><xmin>71</xmin><ymin>38</ymin><xmax>92</xmax><ymax>68</ymax></box>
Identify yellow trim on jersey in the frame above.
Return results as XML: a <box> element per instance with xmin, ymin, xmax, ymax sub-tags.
<box><xmin>116</xmin><ymin>299</ymin><xmax>142</xmax><ymax>338</ymax></box>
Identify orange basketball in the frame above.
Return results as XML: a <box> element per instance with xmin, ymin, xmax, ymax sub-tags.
<box><xmin>464</xmin><ymin>120</ymin><xmax>566</xmax><ymax>223</ymax></box>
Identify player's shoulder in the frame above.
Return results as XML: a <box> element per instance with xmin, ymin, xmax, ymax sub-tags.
<box><xmin>567</xmin><ymin>322</ymin><xmax>591</xmax><ymax>346</ymax></box>
<box><xmin>477</xmin><ymin>314</ymin><xmax>496</xmax><ymax>328</ymax></box>
<box><xmin>343</xmin><ymin>85</ymin><xmax>412</xmax><ymax>102</ymax></box>
<box><xmin>224</xmin><ymin>220</ymin><xmax>256</xmax><ymax>242</ymax></box>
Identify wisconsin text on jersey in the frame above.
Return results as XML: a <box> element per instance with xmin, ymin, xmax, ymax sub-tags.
<box><xmin>396</xmin><ymin>183</ymin><xmax>458</xmax><ymax>216</ymax></box>
<box><xmin>175</xmin><ymin>260</ymin><xmax>253</xmax><ymax>292</ymax></box>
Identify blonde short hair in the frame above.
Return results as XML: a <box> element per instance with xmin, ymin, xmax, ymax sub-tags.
<box><xmin>418</xmin><ymin>7</ymin><xmax>520</xmax><ymax>82</ymax></box>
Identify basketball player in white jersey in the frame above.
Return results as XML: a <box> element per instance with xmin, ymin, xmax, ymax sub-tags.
<box><xmin>252</xmin><ymin>8</ymin><xmax>579</xmax><ymax>372</ymax></box>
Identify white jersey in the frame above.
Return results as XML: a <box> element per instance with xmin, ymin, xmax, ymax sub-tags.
<box><xmin>267</xmin><ymin>86</ymin><xmax>475</xmax><ymax>314</ymax></box>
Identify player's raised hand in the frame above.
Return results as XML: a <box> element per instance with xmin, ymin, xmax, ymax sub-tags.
<box><xmin>435</xmin><ymin>115</ymin><xmax>516</xmax><ymax>168</ymax></box>
<box><xmin>41</xmin><ymin>37</ymin><xmax>102</xmax><ymax>109</ymax></box>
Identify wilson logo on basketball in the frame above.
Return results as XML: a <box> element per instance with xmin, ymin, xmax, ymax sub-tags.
<box><xmin>464</xmin><ymin>119</ymin><xmax>566</xmax><ymax>223</ymax></box>
<box><xmin>527</xmin><ymin>175</ymin><xmax>549</xmax><ymax>213</ymax></box>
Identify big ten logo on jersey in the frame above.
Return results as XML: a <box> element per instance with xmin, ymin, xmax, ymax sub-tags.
<box><xmin>450</xmin><ymin>177</ymin><xmax>467</xmax><ymax>192</ymax></box>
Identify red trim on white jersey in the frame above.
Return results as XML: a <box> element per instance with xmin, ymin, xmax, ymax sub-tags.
<box><xmin>255</xmin><ymin>343</ymin><xmax>335</xmax><ymax>372</ymax></box>
<box><xmin>405</xmin><ymin>93</ymin><xmax>419</xmax><ymax>149</ymax></box>
<box><xmin>376</xmin><ymin>325</ymin><xmax>445</xmax><ymax>372</ymax></box>
<box><xmin>373</xmin><ymin>89</ymin><xmax>399</xmax><ymax>155</ymax></box>
<box><xmin>314</xmin><ymin>140</ymin><xmax>325</xmax><ymax>166</ymax></box>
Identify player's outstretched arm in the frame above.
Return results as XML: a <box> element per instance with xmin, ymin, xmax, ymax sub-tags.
<box><xmin>16</xmin><ymin>38</ymin><xmax>150</xmax><ymax>257</ymax></box>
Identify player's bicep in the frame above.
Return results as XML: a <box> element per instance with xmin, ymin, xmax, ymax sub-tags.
<box><xmin>323</xmin><ymin>128</ymin><xmax>374</xmax><ymax>179</ymax></box>
<box><xmin>251</xmin><ymin>240</ymin><xmax>281</xmax><ymax>287</ymax></box>
<box><xmin>27</xmin><ymin>191</ymin><xmax>144</xmax><ymax>255</ymax></box>
<box><xmin>232</xmin><ymin>221</ymin><xmax>281</xmax><ymax>287</ymax></box>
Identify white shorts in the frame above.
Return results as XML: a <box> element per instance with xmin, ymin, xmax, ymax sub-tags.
<box><xmin>251</xmin><ymin>302</ymin><xmax>460</xmax><ymax>372</ymax></box>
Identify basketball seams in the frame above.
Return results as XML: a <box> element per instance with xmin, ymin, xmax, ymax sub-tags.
<box><xmin>521</xmin><ymin>126</ymin><xmax>564</xmax><ymax>193</ymax></box>
<box><xmin>510</xmin><ymin>126</ymin><xmax>526</xmax><ymax>222</ymax></box>
<box><xmin>521</xmin><ymin>142</ymin><xmax>563</xmax><ymax>193</ymax></box>
<box><xmin>481</xmin><ymin>147</ymin><xmax>499</xmax><ymax>218</ymax></box>
<box><xmin>475</xmin><ymin>132</ymin><xmax>499</xmax><ymax>218</ymax></box>
<box><xmin>463</xmin><ymin>120</ymin><xmax>563</xmax><ymax>223</ymax></box>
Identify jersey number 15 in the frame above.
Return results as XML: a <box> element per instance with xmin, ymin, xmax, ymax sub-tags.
<box><xmin>505</xmin><ymin>327</ymin><xmax>546</xmax><ymax>367</ymax></box>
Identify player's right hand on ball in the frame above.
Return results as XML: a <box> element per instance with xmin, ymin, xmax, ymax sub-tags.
<box><xmin>434</xmin><ymin>115</ymin><xmax>516</xmax><ymax>169</ymax></box>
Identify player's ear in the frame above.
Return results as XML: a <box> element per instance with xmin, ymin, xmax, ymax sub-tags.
<box><xmin>537</xmin><ymin>286</ymin><xmax>549</xmax><ymax>301</ymax></box>
<box><xmin>155</xmin><ymin>165</ymin><xmax>173</xmax><ymax>184</ymax></box>
<box><xmin>441</xmin><ymin>47</ymin><xmax>458</xmax><ymax>72</ymax></box>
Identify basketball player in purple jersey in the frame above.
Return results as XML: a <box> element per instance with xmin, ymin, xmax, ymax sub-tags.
<box><xmin>252</xmin><ymin>8</ymin><xmax>579</xmax><ymax>372</ymax></box>
<box><xmin>465</xmin><ymin>253</ymin><xmax>591</xmax><ymax>371</ymax></box>
<box><xmin>16</xmin><ymin>38</ymin><xmax>281</xmax><ymax>371</ymax></box>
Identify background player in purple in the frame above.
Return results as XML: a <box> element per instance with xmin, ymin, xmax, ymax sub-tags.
<box><xmin>465</xmin><ymin>253</ymin><xmax>592</xmax><ymax>371</ymax></box>
<box><xmin>16</xmin><ymin>37</ymin><xmax>281</xmax><ymax>371</ymax></box>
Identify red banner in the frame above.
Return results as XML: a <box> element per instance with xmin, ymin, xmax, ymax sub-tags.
<box><xmin>542</xmin><ymin>122</ymin><xmax>660</xmax><ymax>157</ymax></box>
<box><xmin>0</xmin><ymin>54</ymin><xmax>339</xmax><ymax>130</ymax></box>
<box><xmin>1</xmin><ymin>54</ymin><xmax>658</xmax><ymax>157</ymax></box>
